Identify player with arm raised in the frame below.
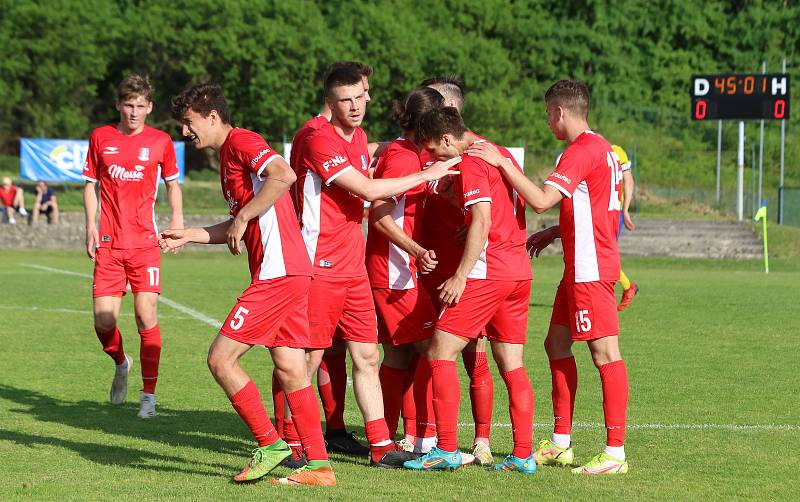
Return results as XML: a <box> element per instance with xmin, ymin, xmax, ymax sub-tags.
<box><xmin>466</xmin><ymin>80</ymin><xmax>629</xmax><ymax>475</ymax></box>
<box><xmin>163</xmin><ymin>83</ymin><xmax>335</xmax><ymax>486</ymax></box>
<box><xmin>294</xmin><ymin>65</ymin><xmax>459</xmax><ymax>467</ymax></box>
<box><xmin>82</xmin><ymin>74</ymin><xmax>183</xmax><ymax>418</ymax></box>
<box><xmin>404</xmin><ymin>107</ymin><xmax>537</xmax><ymax>474</ymax></box>
<box><xmin>365</xmin><ymin>87</ymin><xmax>445</xmax><ymax>467</ymax></box>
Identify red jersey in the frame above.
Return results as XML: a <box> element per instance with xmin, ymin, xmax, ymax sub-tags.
<box><xmin>219</xmin><ymin>128</ymin><xmax>312</xmax><ymax>281</ymax></box>
<box><xmin>0</xmin><ymin>185</ymin><xmax>17</xmax><ymax>206</ymax></box>
<box><xmin>544</xmin><ymin>131</ymin><xmax>622</xmax><ymax>283</ymax></box>
<box><xmin>365</xmin><ymin>138</ymin><xmax>426</xmax><ymax>289</ymax></box>
<box><xmin>83</xmin><ymin>125</ymin><xmax>179</xmax><ymax>249</ymax></box>
<box><xmin>458</xmin><ymin>140</ymin><xmax>530</xmax><ymax>281</ymax></box>
<box><xmin>295</xmin><ymin>121</ymin><xmax>370</xmax><ymax>278</ymax></box>
<box><xmin>419</xmin><ymin>149</ymin><xmax>464</xmax><ymax>281</ymax></box>
<box><xmin>290</xmin><ymin>115</ymin><xmax>328</xmax><ymax>170</ymax></box>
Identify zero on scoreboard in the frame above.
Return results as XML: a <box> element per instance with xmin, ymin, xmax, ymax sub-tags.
<box><xmin>691</xmin><ymin>74</ymin><xmax>790</xmax><ymax>120</ymax></box>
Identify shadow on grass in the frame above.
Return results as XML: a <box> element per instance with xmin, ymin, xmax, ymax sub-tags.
<box><xmin>0</xmin><ymin>384</ymin><xmax>252</xmax><ymax>458</ymax></box>
<box><xmin>0</xmin><ymin>429</ymin><xmax>231</xmax><ymax>476</ymax></box>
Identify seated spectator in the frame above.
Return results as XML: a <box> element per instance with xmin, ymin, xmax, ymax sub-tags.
<box><xmin>0</xmin><ymin>177</ymin><xmax>28</xmax><ymax>224</ymax></box>
<box><xmin>32</xmin><ymin>180</ymin><xmax>59</xmax><ymax>224</ymax></box>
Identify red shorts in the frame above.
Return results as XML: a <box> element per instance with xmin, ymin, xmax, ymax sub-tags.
<box><xmin>93</xmin><ymin>246</ymin><xmax>161</xmax><ymax>297</ymax></box>
<box><xmin>436</xmin><ymin>279</ymin><xmax>530</xmax><ymax>344</ymax></box>
<box><xmin>550</xmin><ymin>280</ymin><xmax>619</xmax><ymax>341</ymax></box>
<box><xmin>308</xmin><ymin>274</ymin><xmax>378</xmax><ymax>349</ymax></box>
<box><xmin>219</xmin><ymin>276</ymin><xmax>312</xmax><ymax>348</ymax></box>
<box><xmin>373</xmin><ymin>286</ymin><xmax>436</xmax><ymax>346</ymax></box>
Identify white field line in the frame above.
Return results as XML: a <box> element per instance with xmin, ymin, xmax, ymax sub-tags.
<box><xmin>458</xmin><ymin>421</ymin><xmax>800</xmax><ymax>432</ymax></box>
<box><xmin>22</xmin><ymin>263</ymin><xmax>223</xmax><ymax>329</ymax></box>
<box><xmin>0</xmin><ymin>304</ymin><xmax>193</xmax><ymax>321</ymax></box>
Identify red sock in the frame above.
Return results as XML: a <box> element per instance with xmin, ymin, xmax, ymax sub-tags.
<box><xmin>550</xmin><ymin>356</ymin><xmax>578</xmax><ymax>435</ymax></box>
<box><xmin>501</xmin><ymin>367</ymin><xmax>534</xmax><ymax>458</ymax></box>
<box><xmin>229</xmin><ymin>381</ymin><xmax>280</xmax><ymax>447</ymax></box>
<box><xmin>463</xmin><ymin>351</ymin><xmax>493</xmax><ymax>440</ymax></box>
<box><xmin>286</xmin><ymin>386</ymin><xmax>328</xmax><ymax>461</ymax></box>
<box><xmin>599</xmin><ymin>360</ymin><xmax>628</xmax><ymax>447</ymax></box>
<box><xmin>96</xmin><ymin>326</ymin><xmax>126</xmax><ymax>365</ymax></box>
<box><xmin>272</xmin><ymin>370</ymin><xmax>285</xmax><ymax>437</ymax></box>
<box><xmin>379</xmin><ymin>364</ymin><xmax>408</xmax><ymax>439</ymax></box>
<box><xmin>365</xmin><ymin>418</ymin><xmax>392</xmax><ymax>462</ymax></box>
<box><xmin>138</xmin><ymin>325</ymin><xmax>161</xmax><ymax>394</ymax></box>
<box><xmin>401</xmin><ymin>355</ymin><xmax>418</xmax><ymax>437</ymax></box>
<box><xmin>413</xmin><ymin>356</ymin><xmax>436</xmax><ymax>439</ymax></box>
<box><xmin>318</xmin><ymin>352</ymin><xmax>347</xmax><ymax>431</ymax></box>
<box><xmin>431</xmin><ymin>359</ymin><xmax>460</xmax><ymax>452</ymax></box>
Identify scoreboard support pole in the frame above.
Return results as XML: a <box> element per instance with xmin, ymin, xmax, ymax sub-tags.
<box><xmin>779</xmin><ymin>57</ymin><xmax>787</xmax><ymax>224</ymax></box>
<box><xmin>737</xmin><ymin>121</ymin><xmax>745</xmax><ymax>221</ymax></box>
<box><xmin>758</xmin><ymin>61</ymin><xmax>766</xmax><ymax>209</ymax></box>
<box><xmin>716</xmin><ymin>120</ymin><xmax>722</xmax><ymax>205</ymax></box>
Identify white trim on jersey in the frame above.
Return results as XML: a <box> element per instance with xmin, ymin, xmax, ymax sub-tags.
<box><xmin>544</xmin><ymin>179</ymin><xmax>572</xmax><ymax>199</ymax></box>
<box><xmin>467</xmin><ymin>239</ymin><xmax>489</xmax><ymax>280</ymax></box>
<box><xmin>251</xmin><ymin>173</ymin><xmax>287</xmax><ymax>280</ymax></box>
<box><xmin>301</xmin><ymin>171</ymin><xmax>322</xmax><ymax>264</ymax></box>
<box><xmin>387</xmin><ymin>196</ymin><xmax>414</xmax><ymax>290</ymax></box>
<box><xmin>255</xmin><ymin>154</ymin><xmax>282</xmax><ymax>180</ymax></box>
<box><xmin>83</xmin><ymin>175</ymin><xmax>98</xmax><ymax>183</ymax></box>
<box><xmin>573</xmin><ymin>180</ymin><xmax>600</xmax><ymax>283</ymax></box>
<box><xmin>464</xmin><ymin>197</ymin><xmax>492</xmax><ymax>208</ymax></box>
<box><xmin>325</xmin><ymin>165</ymin><xmax>354</xmax><ymax>186</ymax></box>
<box><xmin>163</xmin><ymin>173</ymin><xmax>180</xmax><ymax>182</ymax></box>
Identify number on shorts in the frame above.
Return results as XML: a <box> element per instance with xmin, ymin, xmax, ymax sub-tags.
<box><xmin>229</xmin><ymin>306</ymin><xmax>250</xmax><ymax>331</ymax></box>
<box><xmin>575</xmin><ymin>309</ymin><xmax>592</xmax><ymax>333</ymax></box>
<box><xmin>147</xmin><ymin>266</ymin><xmax>160</xmax><ymax>287</ymax></box>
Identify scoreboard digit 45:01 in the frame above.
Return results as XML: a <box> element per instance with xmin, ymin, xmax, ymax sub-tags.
<box><xmin>691</xmin><ymin>74</ymin><xmax>790</xmax><ymax>121</ymax></box>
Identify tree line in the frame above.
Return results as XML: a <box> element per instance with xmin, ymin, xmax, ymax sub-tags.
<box><xmin>0</xmin><ymin>0</ymin><xmax>797</xmax><ymax>187</ymax></box>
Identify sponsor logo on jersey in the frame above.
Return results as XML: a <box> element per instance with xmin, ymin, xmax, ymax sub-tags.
<box><xmin>101</xmin><ymin>235</ymin><xmax>111</xmax><ymax>242</ymax></box>
<box><xmin>360</xmin><ymin>154</ymin><xmax>368</xmax><ymax>171</ymax></box>
<box><xmin>318</xmin><ymin>259</ymin><xmax>333</xmax><ymax>268</ymax></box>
<box><xmin>104</xmin><ymin>146</ymin><xmax>119</xmax><ymax>155</ymax></box>
<box><xmin>551</xmin><ymin>172</ymin><xmax>571</xmax><ymax>185</ymax></box>
<box><xmin>250</xmin><ymin>148</ymin><xmax>273</xmax><ymax>170</ymax></box>
<box><xmin>108</xmin><ymin>164</ymin><xmax>145</xmax><ymax>182</ymax></box>
<box><xmin>464</xmin><ymin>188</ymin><xmax>481</xmax><ymax>198</ymax></box>
<box><xmin>322</xmin><ymin>155</ymin><xmax>348</xmax><ymax>172</ymax></box>
<box><xmin>138</xmin><ymin>147</ymin><xmax>150</xmax><ymax>162</ymax></box>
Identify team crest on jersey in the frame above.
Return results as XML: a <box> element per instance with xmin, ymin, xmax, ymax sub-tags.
<box><xmin>138</xmin><ymin>147</ymin><xmax>150</xmax><ymax>162</ymax></box>
<box><xmin>360</xmin><ymin>154</ymin><xmax>368</xmax><ymax>171</ymax></box>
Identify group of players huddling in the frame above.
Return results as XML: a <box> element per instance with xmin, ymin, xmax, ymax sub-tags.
<box><xmin>83</xmin><ymin>61</ymin><xmax>630</xmax><ymax>487</ymax></box>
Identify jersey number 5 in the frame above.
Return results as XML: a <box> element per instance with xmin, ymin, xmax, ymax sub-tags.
<box><xmin>230</xmin><ymin>306</ymin><xmax>250</xmax><ymax>331</ymax></box>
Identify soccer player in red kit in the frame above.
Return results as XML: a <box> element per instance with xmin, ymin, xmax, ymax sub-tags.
<box><xmin>418</xmin><ymin>75</ymin><xmax>496</xmax><ymax>466</ymax></box>
<box><xmin>468</xmin><ymin>80</ymin><xmax>630</xmax><ymax>475</ymax></box>
<box><xmin>278</xmin><ymin>62</ymin><xmax>375</xmax><ymax>462</ymax></box>
<box><xmin>365</xmin><ymin>87</ymin><xmax>445</xmax><ymax>467</ymax></box>
<box><xmin>83</xmin><ymin>74</ymin><xmax>183</xmax><ymax>418</ymax></box>
<box><xmin>294</xmin><ymin>64</ymin><xmax>460</xmax><ymax>466</ymax></box>
<box><xmin>162</xmin><ymin>83</ymin><xmax>335</xmax><ymax>486</ymax></box>
<box><xmin>404</xmin><ymin>107</ymin><xmax>537</xmax><ymax>474</ymax></box>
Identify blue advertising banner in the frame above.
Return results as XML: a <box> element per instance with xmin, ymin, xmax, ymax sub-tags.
<box><xmin>20</xmin><ymin>138</ymin><xmax>185</xmax><ymax>183</ymax></box>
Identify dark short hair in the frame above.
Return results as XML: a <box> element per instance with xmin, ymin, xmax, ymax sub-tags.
<box><xmin>415</xmin><ymin>106</ymin><xmax>467</xmax><ymax>145</ymax></box>
<box><xmin>421</xmin><ymin>74</ymin><xmax>465</xmax><ymax>108</ymax></box>
<box><xmin>117</xmin><ymin>74</ymin><xmax>153</xmax><ymax>103</ymax></box>
<box><xmin>171</xmin><ymin>83</ymin><xmax>231</xmax><ymax>124</ymax></box>
<box><xmin>324</xmin><ymin>63</ymin><xmax>368</xmax><ymax>97</ymax></box>
<box><xmin>391</xmin><ymin>87</ymin><xmax>444</xmax><ymax>132</ymax></box>
<box><xmin>329</xmin><ymin>60</ymin><xmax>373</xmax><ymax>79</ymax></box>
<box><xmin>545</xmin><ymin>80</ymin><xmax>590</xmax><ymax>118</ymax></box>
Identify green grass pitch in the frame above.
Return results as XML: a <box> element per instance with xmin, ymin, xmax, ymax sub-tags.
<box><xmin>1</xmin><ymin>249</ymin><xmax>798</xmax><ymax>500</ymax></box>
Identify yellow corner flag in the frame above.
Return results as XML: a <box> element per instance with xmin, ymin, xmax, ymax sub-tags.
<box><xmin>754</xmin><ymin>205</ymin><xmax>768</xmax><ymax>273</ymax></box>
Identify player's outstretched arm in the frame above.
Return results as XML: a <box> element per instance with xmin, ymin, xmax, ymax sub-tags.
<box><xmin>83</xmin><ymin>182</ymin><xmax>99</xmax><ymax>261</ymax></box>
<box><xmin>527</xmin><ymin>225</ymin><xmax>560</xmax><ymax>258</ymax></box>
<box><xmin>159</xmin><ymin>220</ymin><xmax>232</xmax><ymax>251</ymax></box>
<box><xmin>439</xmin><ymin>201</ymin><xmax>491</xmax><ymax>306</ymax></box>
<box><xmin>465</xmin><ymin>142</ymin><xmax>562</xmax><ymax>213</ymax></box>
<box><xmin>622</xmin><ymin>170</ymin><xmax>635</xmax><ymax>231</ymax></box>
<box><xmin>333</xmin><ymin>156</ymin><xmax>461</xmax><ymax>202</ymax></box>
<box><xmin>226</xmin><ymin>157</ymin><xmax>296</xmax><ymax>256</ymax></box>
<box><xmin>369</xmin><ymin>198</ymin><xmax>437</xmax><ymax>274</ymax></box>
